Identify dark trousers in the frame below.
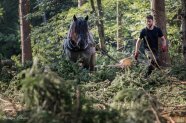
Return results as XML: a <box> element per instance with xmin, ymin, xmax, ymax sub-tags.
<box><xmin>145</xmin><ymin>49</ymin><xmax>160</xmax><ymax>76</ymax></box>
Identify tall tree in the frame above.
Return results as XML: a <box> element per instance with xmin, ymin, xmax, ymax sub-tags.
<box><xmin>96</xmin><ymin>0</ymin><xmax>106</xmax><ymax>50</ymax></box>
<box><xmin>90</xmin><ymin>0</ymin><xmax>95</xmax><ymax>13</ymax></box>
<box><xmin>181</xmin><ymin>0</ymin><xmax>186</xmax><ymax>64</ymax></box>
<box><xmin>19</xmin><ymin>0</ymin><xmax>32</xmax><ymax>64</ymax></box>
<box><xmin>116</xmin><ymin>0</ymin><xmax>124</xmax><ymax>51</ymax></box>
<box><xmin>90</xmin><ymin>0</ymin><xmax>106</xmax><ymax>50</ymax></box>
<box><xmin>151</xmin><ymin>0</ymin><xmax>171</xmax><ymax>66</ymax></box>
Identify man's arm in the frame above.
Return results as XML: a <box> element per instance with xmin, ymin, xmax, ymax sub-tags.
<box><xmin>134</xmin><ymin>38</ymin><xmax>142</xmax><ymax>60</ymax></box>
<box><xmin>135</xmin><ymin>38</ymin><xmax>142</xmax><ymax>54</ymax></box>
<box><xmin>161</xmin><ymin>36</ymin><xmax>166</xmax><ymax>47</ymax></box>
<box><xmin>161</xmin><ymin>36</ymin><xmax>167</xmax><ymax>52</ymax></box>
<box><xmin>158</xmin><ymin>27</ymin><xmax>167</xmax><ymax>50</ymax></box>
<box><xmin>134</xmin><ymin>29</ymin><xmax>144</xmax><ymax>59</ymax></box>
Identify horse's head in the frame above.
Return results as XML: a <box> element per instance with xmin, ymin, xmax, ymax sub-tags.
<box><xmin>68</xmin><ymin>15</ymin><xmax>89</xmax><ymax>50</ymax></box>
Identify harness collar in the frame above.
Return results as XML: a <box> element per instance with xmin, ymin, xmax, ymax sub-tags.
<box><xmin>66</xmin><ymin>38</ymin><xmax>88</xmax><ymax>52</ymax></box>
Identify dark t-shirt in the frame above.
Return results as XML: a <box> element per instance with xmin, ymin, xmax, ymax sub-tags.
<box><xmin>139</xmin><ymin>26</ymin><xmax>163</xmax><ymax>51</ymax></box>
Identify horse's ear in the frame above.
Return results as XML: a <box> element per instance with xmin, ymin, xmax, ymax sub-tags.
<box><xmin>85</xmin><ymin>15</ymin><xmax>89</xmax><ymax>21</ymax></box>
<box><xmin>73</xmin><ymin>15</ymin><xmax>77</xmax><ymax>21</ymax></box>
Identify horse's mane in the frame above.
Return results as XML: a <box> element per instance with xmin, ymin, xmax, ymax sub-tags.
<box><xmin>67</xmin><ymin>21</ymin><xmax>76</xmax><ymax>39</ymax></box>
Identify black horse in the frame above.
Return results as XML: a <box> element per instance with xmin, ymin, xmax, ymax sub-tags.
<box><xmin>63</xmin><ymin>15</ymin><xmax>96</xmax><ymax>71</ymax></box>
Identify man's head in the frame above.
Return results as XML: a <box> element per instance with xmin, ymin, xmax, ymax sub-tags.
<box><xmin>146</xmin><ymin>15</ymin><xmax>154</xmax><ymax>28</ymax></box>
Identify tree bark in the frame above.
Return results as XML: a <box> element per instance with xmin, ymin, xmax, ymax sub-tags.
<box><xmin>96</xmin><ymin>0</ymin><xmax>106</xmax><ymax>50</ymax></box>
<box><xmin>181</xmin><ymin>0</ymin><xmax>186</xmax><ymax>64</ymax></box>
<box><xmin>116</xmin><ymin>0</ymin><xmax>123</xmax><ymax>51</ymax></box>
<box><xmin>78</xmin><ymin>0</ymin><xmax>86</xmax><ymax>8</ymax></box>
<box><xmin>19</xmin><ymin>0</ymin><xmax>32</xmax><ymax>65</ymax></box>
<box><xmin>151</xmin><ymin>0</ymin><xmax>171</xmax><ymax>66</ymax></box>
<box><xmin>90</xmin><ymin>0</ymin><xmax>106</xmax><ymax>50</ymax></box>
<box><xmin>90</xmin><ymin>0</ymin><xmax>95</xmax><ymax>13</ymax></box>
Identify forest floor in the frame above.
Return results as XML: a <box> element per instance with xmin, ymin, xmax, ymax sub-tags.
<box><xmin>0</xmin><ymin>79</ymin><xmax>185</xmax><ymax>123</ymax></box>
<box><xmin>0</xmin><ymin>58</ymin><xmax>186</xmax><ymax>123</ymax></box>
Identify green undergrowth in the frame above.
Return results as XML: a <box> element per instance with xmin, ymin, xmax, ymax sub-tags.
<box><xmin>1</xmin><ymin>55</ymin><xmax>185</xmax><ymax>123</ymax></box>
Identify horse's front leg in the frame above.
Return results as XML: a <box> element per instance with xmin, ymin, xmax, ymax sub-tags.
<box><xmin>82</xmin><ymin>57</ymin><xmax>90</xmax><ymax>70</ymax></box>
<box><xmin>89</xmin><ymin>53</ymin><xmax>96</xmax><ymax>71</ymax></box>
<box><xmin>66</xmin><ymin>50</ymin><xmax>79</xmax><ymax>62</ymax></box>
<box><xmin>89</xmin><ymin>47</ymin><xmax>96</xmax><ymax>71</ymax></box>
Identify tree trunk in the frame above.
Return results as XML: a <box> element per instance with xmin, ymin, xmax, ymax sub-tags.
<box><xmin>90</xmin><ymin>0</ymin><xmax>106</xmax><ymax>50</ymax></box>
<box><xmin>78</xmin><ymin>0</ymin><xmax>86</xmax><ymax>8</ymax></box>
<box><xmin>181</xmin><ymin>0</ymin><xmax>186</xmax><ymax>64</ymax></box>
<box><xmin>90</xmin><ymin>0</ymin><xmax>95</xmax><ymax>13</ymax></box>
<box><xmin>19</xmin><ymin>0</ymin><xmax>32</xmax><ymax>65</ymax></box>
<box><xmin>0</xmin><ymin>58</ymin><xmax>1</xmax><ymax>73</ymax></box>
<box><xmin>96</xmin><ymin>0</ymin><xmax>106</xmax><ymax>50</ymax></box>
<box><xmin>116</xmin><ymin>0</ymin><xmax>123</xmax><ymax>51</ymax></box>
<box><xmin>151</xmin><ymin>0</ymin><xmax>171</xmax><ymax>66</ymax></box>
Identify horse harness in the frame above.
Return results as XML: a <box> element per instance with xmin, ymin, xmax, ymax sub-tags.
<box><xmin>65</xmin><ymin>32</ymin><xmax>96</xmax><ymax>52</ymax></box>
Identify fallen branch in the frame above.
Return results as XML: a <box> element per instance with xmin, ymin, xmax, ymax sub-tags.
<box><xmin>151</xmin><ymin>106</ymin><xmax>161</xmax><ymax>123</ymax></box>
<box><xmin>161</xmin><ymin>114</ymin><xmax>175</xmax><ymax>123</ymax></box>
<box><xmin>95</xmin><ymin>57</ymin><xmax>133</xmax><ymax>69</ymax></box>
<box><xmin>0</xmin><ymin>97</ymin><xmax>9</xmax><ymax>103</ymax></box>
<box><xmin>172</xmin><ymin>81</ymin><xmax>186</xmax><ymax>85</ymax></box>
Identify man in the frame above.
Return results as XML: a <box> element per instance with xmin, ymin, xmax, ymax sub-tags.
<box><xmin>134</xmin><ymin>15</ymin><xmax>167</xmax><ymax>77</ymax></box>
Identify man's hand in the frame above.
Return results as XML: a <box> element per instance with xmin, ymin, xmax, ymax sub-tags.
<box><xmin>134</xmin><ymin>51</ymin><xmax>139</xmax><ymax>60</ymax></box>
<box><xmin>161</xmin><ymin>45</ymin><xmax>167</xmax><ymax>52</ymax></box>
<box><xmin>160</xmin><ymin>36</ymin><xmax>167</xmax><ymax>52</ymax></box>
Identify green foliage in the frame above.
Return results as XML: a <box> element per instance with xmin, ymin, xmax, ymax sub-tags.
<box><xmin>170</xmin><ymin>64</ymin><xmax>186</xmax><ymax>80</ymax></box>
<box><xmin>0</xmin><ymin>0</ymin><xmax>20</xmax><ymax>58</ymax></box>
<box><xmin>82</xmin><ymin>64</ymin><xmax>171</xmax><ymax>123</ymax></box>
<box><xmin>21</xmin><ymin>59</ymin><xmax>75</xmax><ymax>113</ymax></box>
<box><xmin>0</xmin><ymin>4</ymin><xmax>3</xmax><ymax>18</ymax></box>
<box><xmin>52</xmin><ymin>59</ymin><xmax>91</xmax><ymax>83</ymax></box>
<box><xmin>1</xmin><ymin>57</ymin><xmax>185</xmax><ymax>123</ymax></box>
<box><xmin>0</xmin><ymin>61</ymin><xmax>17</xmax><ymax>83</ymax></box>
<box><xmin>0</xmin><ymin>0</ymin><xmax>185</xmax><ymax>122</ymax></box>
<box><xmin>113</xmin><ymin>88</ymin><xmax>158</xmax><ymax>123</ymax></box>
<box><xmin>19</xmin><ymin>58</ymin><xmax>122</xmax><ymax>123</ymax></box>
<box><xmin>93</xmin><ymin>66</ymin><xmax>118</xmax><ymax>82</ymax></box>
<box><xmin>29</xmin><ymin>0</ymin><xmax>77</xmax><ymax>26</ymax></box>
